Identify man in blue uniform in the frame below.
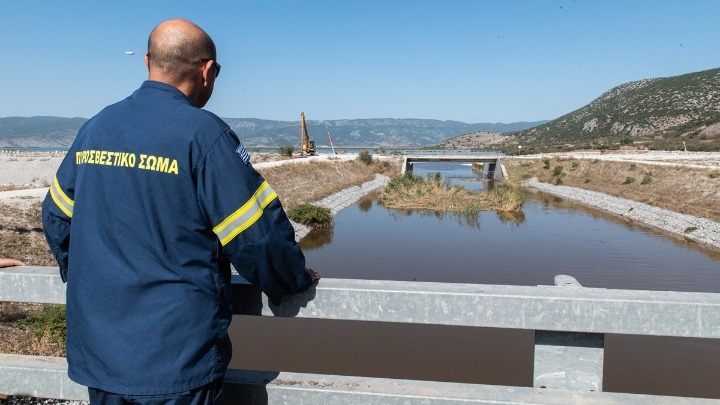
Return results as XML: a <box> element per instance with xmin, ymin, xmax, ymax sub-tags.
<box><xmin>42</xmin><ymin>19</ymin><xmax>319</xmax><ymax>404</ymax></box>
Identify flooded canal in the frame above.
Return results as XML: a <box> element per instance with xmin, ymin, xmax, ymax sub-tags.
<box><xmin>231</xmin><ymin>162</ymin><xmax>720</xmax><ymax>399</ymax></box>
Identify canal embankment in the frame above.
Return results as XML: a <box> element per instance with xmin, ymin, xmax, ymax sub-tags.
<box><xmin>505</xmin><ymin>151</ymin><xmax>720</xmax><ymax>251</ymax></box>
<box><xmin>290</xmin><ymin>173</ymin><xmax>390</xmax><ymax>240</ymax></box>
<box><xmin>525</xmin><ymin>177</ymin><xmax>720</xmax><ymax>251</ymax></box>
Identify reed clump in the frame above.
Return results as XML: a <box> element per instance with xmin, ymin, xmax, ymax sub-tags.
<box><xmin>378</xmin><ymin>173</ymin><xmax>525</xmax><ymax>213</ymax></box>
<box><xmin>287</xmin><ymin>203</ymin><xmax>332</xmax><ymax>227</ymax></box>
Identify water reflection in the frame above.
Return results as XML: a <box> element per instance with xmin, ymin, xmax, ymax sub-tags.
<box><xmin>356</xmin><ymin>192</ymin><xmax>374</xmax><ymax>212</ymax></box>
<box><xmin>496</xmin><ymin>210</ymin><xmax>526</xmax><ymax>226</ymax></box>
<box><xmin>388</xmin><ymin>208</ymin><xmax>483</xmax><ymax>230</ymax></box>
<box><xmin>529</xmin><ymin>189</ymin><xmax>720</xmax><ymax>262</ymax></box>
<box><xmin>299</xmin><ymin>226</ymin><xmax>334</xmax><ymax>251</ymax></box>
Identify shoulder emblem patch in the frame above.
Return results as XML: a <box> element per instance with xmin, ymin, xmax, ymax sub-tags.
<box><xmin>235</xmin><ymin>142</ymin><xmax>251</xmax><ymax>165</ymax></box>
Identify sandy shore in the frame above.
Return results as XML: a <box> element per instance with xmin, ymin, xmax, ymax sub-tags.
<box><xmin>0</xmin><ymin>152</ymin><xmax>66</xmax><ymax>187</ymax></box>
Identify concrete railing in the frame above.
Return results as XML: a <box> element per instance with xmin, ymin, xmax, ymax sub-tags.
<box><xmin>2</xmin><ymin>267</ymin><xmax>720</xmax><ymax>404</ymax></box>
<box><xmin>400</xmin><ymin>150</ymin><xmax>504</xmax><ymax>156</ymax></box>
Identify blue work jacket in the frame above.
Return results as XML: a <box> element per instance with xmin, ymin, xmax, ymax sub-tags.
<box><xmin>42</xmin><ymin>81</ymin><xmax>313</xmax><ymax>395</ymax></box>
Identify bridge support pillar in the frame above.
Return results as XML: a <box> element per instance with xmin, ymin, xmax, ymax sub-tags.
<box><xmin>533</xmin><ymin>274</ymin><xmax>604</xmax><ymax>392</ymax></box>
<box><xmin>534</xmin><ymin>331</ymin><xmax>605</xmax><ymax>392</ymax></box>
<box><xmin>401</xmin><ymin>157</ymin><xmax>413</xmax><ymax>174</ymax></box>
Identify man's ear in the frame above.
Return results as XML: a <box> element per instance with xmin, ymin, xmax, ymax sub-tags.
<box><xmin>201</xmin><ymin>60</ymin><xmax>213</xmax><ymax>86</ymax></box>
<box><xmin>144</xmin><ymin>54</ymin><xmax>150</xmax><ymax>72</ymax></box>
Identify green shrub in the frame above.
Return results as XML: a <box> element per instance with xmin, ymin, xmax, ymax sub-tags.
<box><xmin>571</xmin><ymin>161</ymin><xmax>580</xmax><ymax>170</ymax></box>
<box><xmin>622</xmin><ymin>176</ymin><xmax>636</xmax><ymax>185</ymax></box>
<box><xmin>287</xmin><ymin>203</ymin><xmax>333</xmax><ymax>227</ymax></box>
<box><xmin>553</xmin><ymin>166</ymin><xmax>564</xmax><ymax>176</ymax></box>
<box><xmin>358</xmin><ymin>150</ymin><xmax>373</xmax><ymax>165</ymax></box>
<box><xmin>279</xmin><ymin>145</ymin><xmax>295</xmax><ymax>157</ymax></box>
<box><xmin>641</xmin><ymin>174</ymin><xmax>652</xmax><ymax>185</ymax></box>
<box><xmin>385</xmin><ymin>172</ymin><xmax>424</xmax><ymax>193</ymax></box>
<box><xmin>17</xmin><ymin>305</ymin><xmax>67</xmax><ymax>345</ymax></box>
<box><xmin>684</xmin><ymin>226</ymin><xmax>698</xmax><ymax>234</ymax></box>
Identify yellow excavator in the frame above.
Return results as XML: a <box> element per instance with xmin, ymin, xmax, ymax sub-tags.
<box><xmin>300</xmin><ymin>112</ymin><xmax>317</xmax><ymax>156</ymax></box>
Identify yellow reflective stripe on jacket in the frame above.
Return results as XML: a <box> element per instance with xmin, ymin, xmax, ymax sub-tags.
<box><xmin>50</xmin><ymin>175</ymin><xmax>74</xmax><ymax>218</ymax></box>
<box><xmin>213</xmin><ymin>181</ymin><xmax>278</xmax><ymax>246</ymax></box>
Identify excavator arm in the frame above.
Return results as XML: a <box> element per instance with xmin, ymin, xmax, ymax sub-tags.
<box><xmin>300</xmin><ymin>112</ymin><xmax>316</xmax><ymax>155</ymax></box>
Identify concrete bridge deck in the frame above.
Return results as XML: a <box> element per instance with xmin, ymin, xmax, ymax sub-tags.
<box><xmin>2</xmin><ymin>267</ymin><xmax>720</xmax><ymax>404</ymax></box>
<box><xmin>401</xmin><ymin>155</ymin><xmax>505</xmax><ymax>179</ymax></box>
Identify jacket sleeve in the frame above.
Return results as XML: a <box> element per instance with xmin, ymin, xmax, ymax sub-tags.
<box><xmin>42</xmin><ymin>156</ymin><xmax>76</xmax><ymax>282</ymax></box>
<box><xmin>197</xmin><ymin>130</ymin><xmax>313</xmax><ymax>304</ymax></box>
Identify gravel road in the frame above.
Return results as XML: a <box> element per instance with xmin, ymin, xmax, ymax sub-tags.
<box><xmin>516</xmin><ymin>150</ymin><xmax>720</xmax><ymax>169</ymax></box>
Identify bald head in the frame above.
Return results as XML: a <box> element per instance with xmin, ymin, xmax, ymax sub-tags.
<box><xmin>145</xmin><ymin>19</ymin><xmax>218</xmax><ymax>107</ymax></box>
<box><xmin>147</xmin><ymin>19</ymin><xmax>216</xmax><ymax>82</ymax></box>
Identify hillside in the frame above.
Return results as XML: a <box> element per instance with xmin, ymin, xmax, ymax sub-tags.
<box><xmin>438</xmin><ymin>131</ymin><xmax>514</xmax><ymax>149</ymax></box>
<box><xmin>0</xmin><ymin>116</ymin><xmax>87</xmax><ymax>147</ymax></box>
<box><xmin>515</xmin><ymin>68</ymin><xmax>720</xmax><ymax>149</ymax></box>
<box><xmin>0</xmin><ymin>116</ymin><xmax>543</xmax><ymax>148</ymax></box>
<box><xmin>224</xmin><ymin>118</ymin><xmax>544</xmax><ymax>147</ymax></box>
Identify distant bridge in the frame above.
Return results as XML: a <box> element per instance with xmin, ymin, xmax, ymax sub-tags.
<box><xmin>401</xmin><ymin>154</ymin><xmax>506</xmax><ymax>180</ymax></box>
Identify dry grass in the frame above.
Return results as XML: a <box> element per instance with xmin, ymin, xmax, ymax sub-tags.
<box><xmin>0</xmin><ymin>158</ymin><xmax>399</xmax><ymax>357</ymax></box>
<box><xmin>505</xmin><ymin>158</ymin><xmax>720</xmax><ymax>222</ymax></box>
<box><xmin>258</xmin><ymin>159</ymin><xmax>398</xmax><ymax>210</ymax></box>
<box><xmin>0</xmin><ymin>302</ymin><xmax>66</xmax><ymax>357</ymax></box>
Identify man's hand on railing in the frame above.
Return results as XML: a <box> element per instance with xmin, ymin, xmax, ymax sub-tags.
<box><xmin>0</xmin><ymin>258</ymin><xmax>25</xmax><ymax>268</ymax></box>
<box><xmin>305</xmin><ymin>268</ymin><xmax>321</xmax><ymax>282</ymax></box>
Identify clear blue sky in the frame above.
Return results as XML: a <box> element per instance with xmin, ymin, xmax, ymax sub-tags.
<box><xmin>1</xmin><ymin>1</ymin><xmax>718</xmax><ymax>123</ymax></box>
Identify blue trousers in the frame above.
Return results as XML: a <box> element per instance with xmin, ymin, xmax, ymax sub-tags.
<box><xmin>87</xmin><ymin>378</ymin><xmax>224</xmax><ymax>405</ymax></box>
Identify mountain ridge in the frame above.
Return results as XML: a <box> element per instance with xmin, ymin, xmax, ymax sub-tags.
<box><xmin>0</xmin><ymin>116</ymin><xmax>544</xmax><ymax>148</ymax></box>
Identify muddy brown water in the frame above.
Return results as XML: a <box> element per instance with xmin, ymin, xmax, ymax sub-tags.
<box><xmin>230</xmin><ymin>163</ymin><xmax>720</xmax><ymax>399</ymax></box>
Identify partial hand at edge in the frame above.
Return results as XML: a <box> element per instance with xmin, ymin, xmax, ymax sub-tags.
<box><xmin>0</xmin><ymin>258</ymin><xmax>25</xmax><ymax>268</ymax></box>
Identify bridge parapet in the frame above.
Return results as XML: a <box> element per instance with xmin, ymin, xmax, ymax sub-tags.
<box><xmin>2</xmin><ymin>267</ymin><xmax>719</xmax><ymax>404</ymax></box>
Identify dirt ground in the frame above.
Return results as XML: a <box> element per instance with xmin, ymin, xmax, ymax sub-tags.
<box><xmin>0</xmin><ymin>202</ymin><xmax>56</xmax><ymax>267</ymax></box>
